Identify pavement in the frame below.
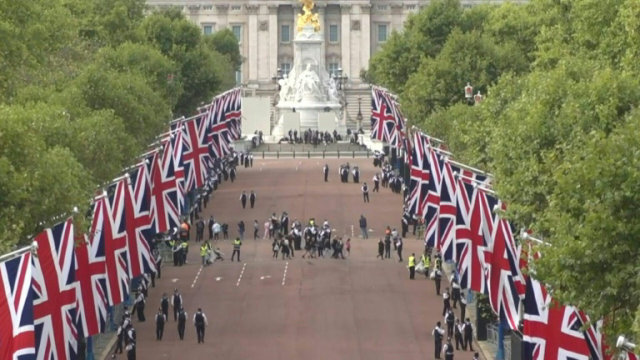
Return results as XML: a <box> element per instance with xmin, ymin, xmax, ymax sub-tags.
<box><xmin>108</xmin><ymin>158</ymin><xmax>486</xmax><ymax>360</ymax></box>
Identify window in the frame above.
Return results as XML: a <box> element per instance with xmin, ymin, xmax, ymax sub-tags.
<box><xmin>203</xmin><ymin>24</ymin><xmax>214</xmax><ymax>35</ymax></box>
<box><xmin>328</xmin><ymin>63</ymin><xmax>339</xmax><ymax>76</ymax></box>
<box><xmin>329</xmin><ymin>24</ymin><xmax>339</xmax><ymax>43</ymax></box>
<box><xmin>377</xmin><ymin>24</ymin><xmax>388</xmax><ymax>43</ymax></box>
<box><xmin>231</xmin><ymin>5</ymin><xmax>241</xmax><ymax>11</ymax></box>
<box><xmin>203</xmin><ymin>5</ymin><xmax>212</xmax><ymax>10</ymax></box>
<box><xmin>280</xmin><ymin>25</ymin><xmax>290</xmax><ymax>43</ymax></box>
<box><xmin>281</xmin><ymin>63</ymin><xmax>291</xmax><ymax>76</ymax></box>
<box><xmin>377</xmin><ymin>5</ymin><xmax>388</xmax><ymax>10</ymax></box>
<box><xmin>232</xmin><ymin>25</ymin><xmax>242</xmax><ymax>43</ymax></box>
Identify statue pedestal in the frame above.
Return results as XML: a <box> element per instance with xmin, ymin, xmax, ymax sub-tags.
<box><xmin>273</xmin><ymin>24</ymin><xmax>343</xmax><ymax>135</ymax></box>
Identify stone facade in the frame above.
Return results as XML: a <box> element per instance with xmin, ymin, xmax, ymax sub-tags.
<box><xmin>146</xmin><ymin>0</ymin><xmax>525</xmax><ymax>90</ymax></box>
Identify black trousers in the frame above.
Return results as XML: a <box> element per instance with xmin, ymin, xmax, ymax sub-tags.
<box><xmin>231</xmin><ymin>249</ymin><xmax>240</xmax><ymax>261</ymax></box>
<box><xmin>435</xmin><ymin>339</ymin><xmax>442</xmax><ymax>359</ymax></box>
<box><xmin>363</xmin><ymin>193</ymin><xmax>369</xmax><ymax>202</ymax></box>
<box><xmin>250</xmin><ymin>199</ymin><xmax>255</xmax><ymax>208</ymax></box>
<box><xmin>241</xmin><ymin>200</ymin><xmax>246</xmax><ymax>208</ymax></box>
<box><xmin>156</xmin><ymin>323</ymin><xmax>164</xmax><ymax>340</ymax></box>
<box><xmin>455</xmin><ymin>333</ymin><xmax>463</xmax><ymax>350</ymax></box>
<box><xmin>464</xmin><ymin>334</ymin><xmax>474</xmax><ymax>351</ymax></box>
<box><xmin>409</xmin><ymin>266</ymin><xmax>415</xmax><ymax>279</ymax></box>
<box><xmin>196</xmin><ymin>325</ymin><xmax>205</xmax><ymax>343</ymax></box>
<box><xmin>178</xmin><ymin>323</ymin><xmax>185</xmax><ymax>340</ymax></box>
<box><xmin>435</xmin><ymin>278</ymin><xmax>441</xmax><ymax>295</ymax></box>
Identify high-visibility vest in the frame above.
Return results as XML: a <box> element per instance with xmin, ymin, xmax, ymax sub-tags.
<box><xmin>200</xmin><ymin>245</ymin><xmax>208</xmax><ymax>256</ymax></box>
<box><xmin>408</xmin><ymin>256</ymin><xmax>415</xmax><ymax>267</ymax></box>
<box><xmin>233</xmin><ymin>239</ymin><xmax>241</xmax><ymax>250</ymax></box>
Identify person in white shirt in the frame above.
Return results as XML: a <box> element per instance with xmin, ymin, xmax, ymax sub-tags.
<box><xmin>432</xmin><ymin>321</ymin><xmax>445</xmax><ymax>359</ymax></box>
<box><xmin>193</xmin><ymin>308</ymin><xmax>209</xmax><ymax>343</ymax></box>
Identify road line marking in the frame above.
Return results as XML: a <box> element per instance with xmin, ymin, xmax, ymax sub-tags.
<box><xmin>282</xmin><ymin>261</ymin><xmax>289</xmax><ymax>286</ymax></box>
<box><xmin>236</xmin><ymin>263</ymin><xmax>247</xmax><ymax>287</ymax></box>
<box><xmin>191</xmin><ymin>266</ymin><xmax>203</xmax><ymax>288</ymax></box>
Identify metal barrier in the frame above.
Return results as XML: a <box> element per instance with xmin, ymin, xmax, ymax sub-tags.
<box><xmin>259</xmin><ymin>150</ymin><xmax>371</xmax><ymax>159</ymax></box>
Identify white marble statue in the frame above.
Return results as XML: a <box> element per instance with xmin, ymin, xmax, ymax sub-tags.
<box><xmin>295</xmin><ymin>63</ymin><xmax>322</xmax><ymax>101</ymax></box>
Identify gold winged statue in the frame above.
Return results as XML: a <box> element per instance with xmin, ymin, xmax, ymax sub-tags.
<box><xmin>297</xmin><ymin>0</ymin><xmax>321</xmax><ymax>32</ymax></box>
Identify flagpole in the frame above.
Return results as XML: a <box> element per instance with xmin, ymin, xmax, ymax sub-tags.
<box><xmin>169</xmin><ymin>113</ymin><xmax>201</xmax><ymax>126</ymax></box>
<box><xmin>410</xmin><ymin>126</ymin><xmax>446</xmax><ymax>144</ymax></box>
<box><xmin>449</xmin><ymin>160</ymin><xmax>492</xmax><ymax>177</ymax></box>
<box><xmin>455</xmin><ymin>173</ymin><xmax>493</xmax><ymax>188</ymax></box>
<box><xmin>520</xmin><ymin>232</ymin><xmax>552</xmax><ymax>246</ymax></box>
<box><xmin>138</xmin><ymin>147</ymin><xmax>162</xmax><ymax>160</ymax></box>
<box><xmin>0</xmin><ymin>242</ymin><xmax>37</xmax><ymax>264</ymax></box>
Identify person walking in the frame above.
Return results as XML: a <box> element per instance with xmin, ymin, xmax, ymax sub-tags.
<box><xmin>160</xmin><ymin>293</ymin><xmax>169</xmax><ymax>322</ymax></box>
<box><xmin>193</xmin><ymin>308</ymin><xmax>208</xmax><ymax>344</ymax></box>
<box><xmin>359</xmin><ymin>215</ymin><xmax>368</xmax><ymax>239</ymax></box>
<box><xmin>195</xmin><ymin>217</ymin><xmax>204</xmax><ymax>243</ymax></box>
<box><xmin>443</xmin><ymin>337</ymin><xmax>455</xmax><ymax>360</ymax></box>
<box><xmin>177</xmin><ymin>307</ymin><xmax>187</xmax><ymax>340</ymax></box>
<box><xmin>407</xmin><ymin>253</ymin><xmax>416</xmax><ymax>279</ymax></box>
<box><xmin>361</xmin><ymin>182</ymin><xmax>370</xmax><ymax>203</ymax></box>
<box><xmin>345</xmin><ymin>238</ymin><xmax>351</xmax><ymax>256</ymax></box>
<box><xmin>253</xmin><ymin>220</ymin><xmax>259</xmax><ymax>239</ymax></box>
<box><xmin>442</xmin><ymin>288</ymin><xmax>452</xmax><ymax>316</ymax></box>
<box><xmin>434</xmin><ymin>267</ymin><xmax>442</xmax><ymax>295</ymax></box>
<box><xmin>421</xmin><ymin>251</ymin><xmax>431</xmax><ymax>278</ymax></box>
<box><xmin>249</xmin><ymin>190</ymin><xmax>256</xmax><ymax>208</ymax></box>
<box><xmin>372</xmin><ymin>173</ymin><xmax>380</xmax><ymax>192</ymax></box>
<box><xmin>237</xmin><ymin>221</ymin><xmax>245</xmax><ymax>240</ymax></box>
<box><xmin>460</xmin><ymin>292</ymin><xmax>467</xmax><ymax>321</ymax></box>
<box><xmin>272</xmin><ymin>239</ymin><xmax>280</xmax><ymax>258</ymax></box>
<box><xmin>432</xmin><ymin>321</ymin><xmax>445</xmax><ymax>359</ymax></box>
<box><xmin>323</xmin><ymin>164</ymin><xmax>329</xmax><ymax>182</ymax></box>
<box><xmin>133</xmin><ymin>291</ymin><xmax>145</xmax><ymax>322</ymax></box>
<box><xmin>263</xmin><ymin>219</ymin><xmax>270</xmax><ymax>239</ymax></box>
<box><xmin>454</xmin><ymin>319</ymin><xmax>464</xmax><ymax>350</ymax></box>
<box><xmin>463</xmin><ymin>318</ymin><xmax>474</xmax><ymax>351</ymax></box>
<box><xmin>377</xmin><ymin>239</ymin><xmax>384</xmax><ymax>259</ymax></box>
<box><xmin>172</xmin><ymin>289</ymin><xmax>182</xmax><ymax>322</ymax></box>
<box><xmin>451</xmin><ymin>272</ymin><xmax>461</xmax><ymax>309</ymax></box>
<box><xmin>231</xmin><ymin>237</ymin><xmax>242</xmax><ymax>262</ymax></box>
<box><xmin>155</xmin><ymin>308</ymin><xmax>166</xmax><ymax>340</ymax></box>
<box><xmin>239</xmin><ymin>191</ymin><xmax>247</xmax><ymax>209</ymax></box>
<box><xmin>200</xmin><ymin>241</ymin><xmax>211</xmax><ymax>266</ymax></box>
<box><xmin>396</xmin><ymin>237</ymin><xmax>403</xmax><ymax>262</ymax></box>
<box><xmin>445</xmin><ymin>308</ymin><xmax>455</xmax><ymax>337</ymax></box>
<box><xmin>384</xmin><ymin>236</ymin><xmax>391</xmax><ymax>259</ymax></box>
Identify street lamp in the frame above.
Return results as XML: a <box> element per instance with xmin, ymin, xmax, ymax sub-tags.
<box><xmin>464</xmin><ymin>82</ymin><xmax>473</xmax><ymax>105</ymax></box>
<box><xmin>356</xmin><ymin>96</ymin><xmax>363</xmax><ymax>129</ymax></box>
<box><xmin>474</xmin><ymin>90</ymin><xmax>484</xmax><ymax>105</ymax></box>
<box><xmin>333</xmin><ymin>67</ymin><xmax>348</xmax><ymax>90</ymax></box>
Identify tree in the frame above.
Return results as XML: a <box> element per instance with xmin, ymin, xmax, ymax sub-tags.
<box><xmin>205</xmin><ymin>28</ymin><xmax>242</xmax><ymax>71</ymax></box>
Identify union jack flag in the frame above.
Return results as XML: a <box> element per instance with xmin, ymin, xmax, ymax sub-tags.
<box><xmin>423</xmin><ymin>147</ymin><xmax>444</xmax><ymax>249</ymax></box>
<box><xmin>169</xmin><ymin>122</ymin><xmax>186</xmax><ymax>214</ymax></box>
<box><xmin>182</xmin><ymin>114</ymin><xmax>212</xmax><ymax>191</ymax></box>
<box><xmin>123</xmin><ymin>164</ymin><xmax>157</xmax><ymax>277</ymax></box>
<box><xmin>523</xmin><ymin>276</ymin><xmax>591</xmax><ymax>360</ymax></box>
<box><xmin>482</xmin><ymin>202</ymin><xmax>525</xmax><ymax>331</ymax></box>
<box><xmin>455</xmin><ymin>177</ymin><xmax>493</xmax><ymax>293</ymax></box>
<box><xmin>223</xmin><ymin>88</ymin><xmax>242</xmax><ymax>140</ymax></box>
<box><xmin>149</xmin><ymin>140</ymin><xmax>180</xmax><ymax>233</ymax></box>
<box><xmin>208</xmin><ymin>96</ymin><xmax>233</xmax><ymax>158</ymax></box>
<box><xmin>437</xmin><ymin>158</ymin><xmax>457</xmax><ymax>261</ymax></box>
<box><xmin>103</xmin><ymin>182</ymin><xmax>130</xmax><ymax>305</ymax></box>
<box><xmin>74</xmin><ymin>234</ymin><xmax>107</xmax><ymax>337</ymax></box>
<box><xmin>406</xmin><ymin>132</ymin><xmax>431</xmax><ymax>219</ymax></box>
<box><xmin>579</xmin><ymin>315</ymin><xmax>638</xmax><ymax>360</ymax></box>
<box><xmin>31</xmin><ymin>219</ymin><xmax>78</xmax><ymax>360</ymax></box>
<box><xmin>370</xmin><ymin>87</ymin><xmax>405</xmax><ymax>149</ymax></box>
<box><xmin>0</xmin><ymin>252</ymin><xmax>35</xmax><ymax>360</ymax></box>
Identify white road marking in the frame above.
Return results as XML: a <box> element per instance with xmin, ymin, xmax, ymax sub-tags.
<box><xmin>191</xmin><ymin>266</ymin><xmax>203</xmax><ymax>288</ymax></box>
<box><xmin>215</xmin><ymin>277</ymin><xmax>222</xmax><ymax>282</ymax></box>
<box><xmin>171</xmin><ymin>278</ymin><xmax>179</xmax><ymax>283</ymax></box>
<box><xmin>260</xmin><ymin>275</ymin><xmax>271</xmax><ymax>280</ymax></box>
<box><xmin>282</xmin><ymin>261</ymin><xmax>289</xmax><ymax>286</ymax></box>
<box><xmin>236</xmin><ymin>263</ymin><xmax>247</xmax><ymax>287</ymax></box>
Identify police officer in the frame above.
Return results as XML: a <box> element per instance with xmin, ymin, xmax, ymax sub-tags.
<box><xmin>125</xmin><ymin>326</ymin><xmax>136</xmax><ymax>360</ymax></box>
<box><xmin>443</xmin><ymin>337</ymin><xmax>454</xmax><ymax>360</ymax></box>
<box><xmin>172</xmin><ymin>289</ymin><xmax>182</xmax><ymax>322</ymax></box>
<box><xmin>133</xmin><ymin>291</ymin><xmax>145</xmax><ymax>322</ymax></box>
<box><xmin>445</xmin><ymin>308</ymin><xmax>455</xmax><ymax>337</ymax></box>
<box><xmin>373</xmin><ymin>173</ymin><xmax>380</xmax><ymax>192</ymax></box>
<box><xmin>454</xmin><ymin>319</ymin><xmax>464</xmax><ymax>350</ymax></box>
<box><xmin>239</xmin><ymin>191</ymin><xmax>247</xmax><ymax>209</ymax></box>
<box><xmin>177</xmin><ymin>307</ymin><xmax>187</xmax><ymax>340</ymax></box>
<box><xmin>155</xmin><ymin>308</ymin><xmax>166</xmax><ymax>340</ymax></box>
<box><xmin>323</xmin><ymin>164</ymin><xmax>329</xmax><ymax>182</ymax></box>
<box><xmin>231</xmin><ymin>237</ymin><xmax>242</xmax><ymax>262</ymax></box>
<box><xmin>407</xmin><ymin>253</ymin><xmax>416</xmax><ymax>279</ymax></box>
<box><xmin>249</xmin><ymin>190</ymin><xmax>256</xmax><ymax>208</ymax></box>
<box><xmin>160</xmin><ymin>293</ymin><xmax>169</xmax><ymax>321</ymax></box>
<box><xmin>193</xmin><ymin>308</ymin><xmax>208</xmax><ymax>343</ymax></box>
<box><xmin>432</xmin><ymin>321</ymin><xmax>445</xmax><ymax>359</ymax></box>
<box><xmin>361</xmin><ymin>182</ymin><xmax>369</xmax><ymax>203</ymax></box>
<box><xmin>463</xmin><ymin>318</ymin><xmax>474</xmax><ymax>351</ymax></box>
<box><xmin>434</xmin><ymin>267</ymin><xmax>442</xmax><ymax>295</ymax></box>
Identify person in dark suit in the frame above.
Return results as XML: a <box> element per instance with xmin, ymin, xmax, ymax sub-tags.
<box><xmin>239</xmin><ymin>191</ymin><xmax>247</xmax><ymax>209</ymax></box>
<box><xmin>249</xmin><ymin>191</ymin><xmax>256</xmax><ymax>208</ymax></box>
<box><xmin>323</xmin><ymin>164</ymin><xmax>329</xmax><ymax>182</ymax></box>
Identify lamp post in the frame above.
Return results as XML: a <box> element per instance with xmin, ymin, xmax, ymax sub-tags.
<box><xmin>473</xmin><ymin>90</ymin><xmax>484</xmax><ymax>105</ymax></box>
<box><xmin>464</xmin><ymin>82</ymin><xmax>474</xmax><ymax>105</ymax></box>
<box><xmin>356</xmin><ymin>96</ymin><xmax>363</xmax><ymax>131</ymax></box>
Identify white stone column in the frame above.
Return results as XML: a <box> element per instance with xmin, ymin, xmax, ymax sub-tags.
<box><xmin>247</xmin><ymin>4</ymin><xmax>259</xmax><ymax>83</ymax></box>
<box><xmin>340</xmin><ymin>4</ymin><xmax>351</xmax><ymax>78</ymax></box>
<box><xmin>360</xmin><ymin>4</ymin><xmax>371</xmax><ymax>82</ymax></box>
<box><xmin>268</xmin><ymin>4</ymin><xmax>279</xmax><ymax>83</ymax></box>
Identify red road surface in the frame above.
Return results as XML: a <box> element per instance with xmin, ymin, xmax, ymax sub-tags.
<box><xmin>127</xmin><ymin>158</ymin><xmax>482</xmax><ymax>360</ymax></box>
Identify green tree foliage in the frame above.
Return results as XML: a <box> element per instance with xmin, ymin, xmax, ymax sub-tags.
<box><xmin>139</xmin><ymin>9</ymin><xmax>231</xmax><ymax>115</ymax></box>
<box><xmin>205</xmin><ymin>28</ymin><xmax>243</xmax><ymax>71</ymax></box>
<box><xmin>0</xmin><ymin>0</ymin><xmax>238</xmax><ymax>250</ymax></box>
<box><xmin>373</xmin><ymin>0</ymin><xmax>640</xmax><ymax>344</ymax></box>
